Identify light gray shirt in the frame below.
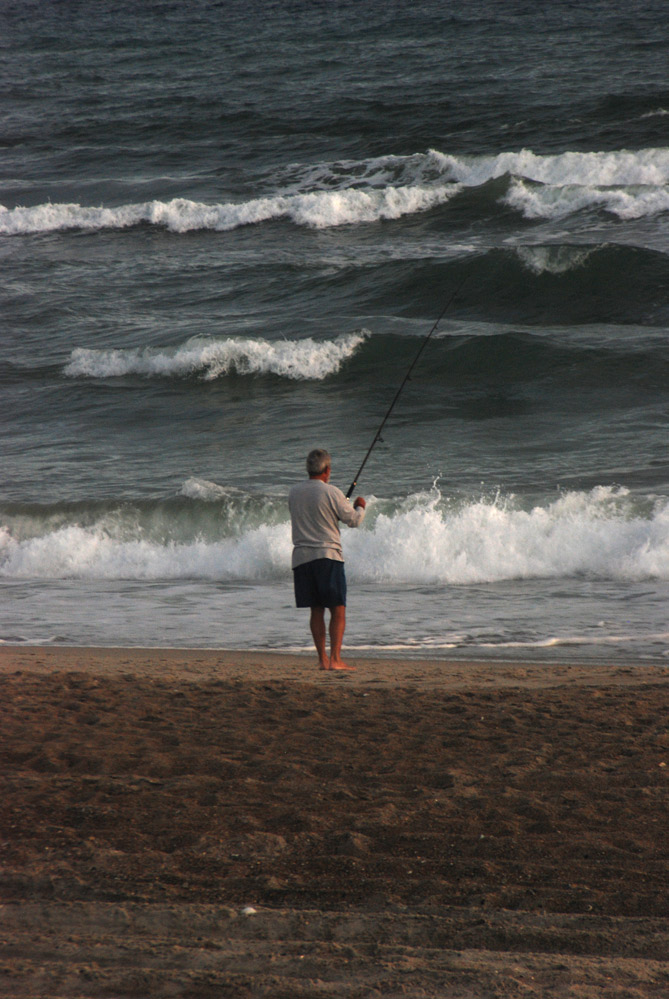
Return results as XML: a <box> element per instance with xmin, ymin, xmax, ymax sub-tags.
<box><xmin>288</xmin><ymin>478</ymin><xmax>365</xmax><ymax>569</ymax></box>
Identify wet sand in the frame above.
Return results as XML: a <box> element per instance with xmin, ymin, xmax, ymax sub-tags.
<box><xmin>1</xmin><ymin>646</ymin><xmax>668</xmax><ymax>997</ymax></box>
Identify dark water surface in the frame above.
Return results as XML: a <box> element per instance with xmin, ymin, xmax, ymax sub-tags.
<box><xmin>3</xmin><ymin>0</ymin><xmax>669</xmax><ymax>658</ymax></box>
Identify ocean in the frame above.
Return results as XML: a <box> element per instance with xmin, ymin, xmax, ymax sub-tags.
<box><xmin>3</xmin><ymin>0</ymin><xmax>669</xmax><ymax>661</ymax></box>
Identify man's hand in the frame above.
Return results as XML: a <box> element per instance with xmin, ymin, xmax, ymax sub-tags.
<box><xmin>353</xmin><ymin>497</ymin><xmax>366</xmax><ymax>510</ymax></box>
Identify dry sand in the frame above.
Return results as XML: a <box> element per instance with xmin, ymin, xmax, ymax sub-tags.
<box><xmin>1</xmin><ymin>645</ymin><xmax>668</xmax><ymax>997</ymax></box>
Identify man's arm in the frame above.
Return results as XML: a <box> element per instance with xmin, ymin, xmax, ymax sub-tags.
<box><xmin>336</xmin><ymin>491</ymin><xmax>366</xmax><ymax>528</ymax></box>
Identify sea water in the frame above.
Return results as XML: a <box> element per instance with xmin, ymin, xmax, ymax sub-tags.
<box><xmin>3</xmin><ymin>0</ymin><xmax>669</xmax><ymax>661</ymax></box>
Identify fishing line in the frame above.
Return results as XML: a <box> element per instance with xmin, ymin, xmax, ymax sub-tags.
<box><xmin>345</xmin><ymin>277</ymin><xmax>467</xmax><ymax>498</ymax></box>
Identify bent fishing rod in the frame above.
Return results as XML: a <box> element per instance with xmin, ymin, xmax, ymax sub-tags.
<box><xmin>345</xmin><ymin>278</ymin><xmax>467</xmax><ymax>499</ymax></box>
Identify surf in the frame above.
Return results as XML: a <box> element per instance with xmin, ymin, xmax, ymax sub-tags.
<box><xmin>3</xmin><ymin>484</ymin><xmax>669</xmax><ymax>585</ymax></box>
<box><xmin>63</xmin><ymin>332</ymin><xmax>368</xmax><ymax>381</ymax></box>
<box><xmin>5</xmin><ymin>146</ymin><xmax>669</xmax><ymax>236</ymax></box>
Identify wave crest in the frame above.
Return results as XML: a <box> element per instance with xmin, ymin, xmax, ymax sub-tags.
<box><xmin>2</xmin><ymin>486</ymin><xmax>669</xmax><ymax>584</ymax></box>
<box><xmin>0</xmin><ymin>184</ymin><xmax>458</xmax><ymax>235</ymax></box>
<box><xmin>6</xmin><ymin>146</ymin><xmax>669</xmax><ymax>235</ymax></box>
<box><xmin>63</xmin><ymin>332</ymin><xmax>367</xmax><ymax>381</ymax></box>
<box><xmin>505</xmin><ymin>178</ymin><xmax>669</xmax><ymax>220</ymax></box>
<box><xmin>351</xmin><ymin>486</ymin><xmax>669</xmax><ymax>585</ymax></box>
<box><xmin>430</xmin><ymin>147</ymin><xmax>669</xmax><ymax>187</ymax></box>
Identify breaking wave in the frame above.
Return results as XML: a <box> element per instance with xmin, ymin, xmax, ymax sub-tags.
<box><xmin>4</xmin><ymin>146</ymin><xmax>669</xmax><ymax>235</ymax></box>
<box><xmin>2</xmin><ymin>484</ymin><xmax>669</xmax><ymax>584</ymax></box>
<box><xmin>505</xmin><ymin>178</ymin><xmax>669</xmax><ymax>221</ymax></box>
<box><xmin>0</xmin><ymin>185</ymin><xmax>458</xmax><ymax>235</ymax></box>
<box><xmin>64</xmin><ymin>332</ymin><xmax>367</xmax><ymax>381</ymax></box>
<box><xmin>56</xmin><ymin>321</ymin><xmax>669</xmax><ymax>395</ymax></box>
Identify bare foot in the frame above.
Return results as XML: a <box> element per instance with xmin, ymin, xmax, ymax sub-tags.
<box><xmin>328</xmin><ymin>661</ymin><xmax>355</xmax><ymax>672</ymax></box>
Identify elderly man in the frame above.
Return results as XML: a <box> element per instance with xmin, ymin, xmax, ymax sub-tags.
<box><xmin>288</xmin><ymin>448</ymin><xmax>366</xmax><ymax>671</ymax></box>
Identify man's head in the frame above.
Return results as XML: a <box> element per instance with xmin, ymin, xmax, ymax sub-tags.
<box><xmin>306</xmin><ymin>448</ymin><xmax>331</xmax><ymax>478</ymax></box>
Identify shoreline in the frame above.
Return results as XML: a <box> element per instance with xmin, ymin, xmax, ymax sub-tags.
<box><xmin>3</xmin><ymin>643</ymin><xmax>668</xmax><ymax>689</ymax></box>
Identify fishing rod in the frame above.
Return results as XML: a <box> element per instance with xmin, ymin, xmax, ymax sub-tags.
<box><xmin>345</xmin><ymin>277</ymin><xmax>467</xmax><ymax>499</ymax></box>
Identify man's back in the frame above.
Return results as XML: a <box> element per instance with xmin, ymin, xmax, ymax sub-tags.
<box><xmin>289</xmin><ymin>478</ymin><xmax>364</xmax><ymax>567</ymax></box>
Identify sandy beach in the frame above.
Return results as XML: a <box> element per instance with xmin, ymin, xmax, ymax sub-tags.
<box><xmin>1</xmin><ymin>646</ymin><xmax>668</xmax><ymax>997</ymax></box>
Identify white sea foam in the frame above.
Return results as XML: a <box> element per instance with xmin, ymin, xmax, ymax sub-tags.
<box><xmin>427</xmin><ymin>147</ymin><xmax>669</xmax><ymax>187</ymax></box>
<box><xmin>640</xmin><ymin>109</ymin><xmax>669</xmax><ymax>119</ymax></box>
<box><xmin>64</xmin><ymin>332</ymin><xmax>367</xmax><ymax>381</ymax></box>
<box><xmin>0</xmin><ymin>522</ymin><xmax>292</xmax><ymax>581</ymax></box>
<box><xmin>505</xmin><ymin>178</ymin><xmax>669</xmax><ymax>220</ymax></box>
<box><xmin>179</xmin><ymin>477</ymin><xmax>240</xmax><ymax>501</ymax></box>
<box><xmin>0</xmin><ymin>184</ymin><xmax>457</xmax><ymax>235</ymax></box>
<box><xmin>287</xmin><ymin>147</ymin><xmax>669</xmax><ymax>191</ymax></box>
<box><xmin>3</xmin><ymin>486</ymin><xmax>669</xmax><ymax>584</ymax></box>
<box><xmin>312</xmin><ymin>147</ymin><xmax>669</xmax><ymax>221</ymax></box>
<box><xmin>346</xmin><ymin>486</ymin><xmax>669</xmax><ymax>585</ymax></box>
<box><xmin>514</xmin><ymin>245</ymin><xmax>596</xmax><ymax>275</ymax></box>
<box><xmin>5</xmin><ymin>147</ymin><xmax>669</xmax><ymax>235</ymax></box>
<box><xmin>476</xmin><ymin>630</ymin><xmax>669</xmax><ymax>651</ymax></box>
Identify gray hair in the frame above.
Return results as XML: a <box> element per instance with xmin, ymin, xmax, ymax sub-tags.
<box><xmin>306</xmin><ymin>448</ymin><xmax>331</xmax><ymax>476</ymax></box>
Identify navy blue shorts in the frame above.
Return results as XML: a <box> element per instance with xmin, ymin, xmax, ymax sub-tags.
<box><xmin>293</xmin><ymin>558</ymin><xmax>347</xmax><ymax>608</ymax></box>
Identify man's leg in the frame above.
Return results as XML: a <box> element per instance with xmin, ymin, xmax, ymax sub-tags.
<box><xmin>328</xmin><ymin>605</ymin><xmax>354</xmax><ymax>671</ymax></box>
<box><xmin>309</xmin><ymin>605</ymin><xmax>329</xmax><ymax>670</ymax></box>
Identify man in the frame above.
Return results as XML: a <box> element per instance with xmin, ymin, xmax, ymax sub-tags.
<box><xmin>288</xmin><ymin>448</ymin><xmax>366</xmax><ymax>671</ymax></box>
